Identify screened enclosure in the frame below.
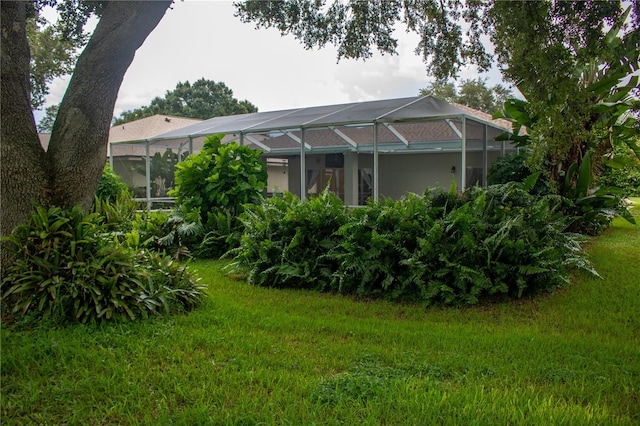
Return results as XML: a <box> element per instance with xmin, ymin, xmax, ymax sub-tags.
<box><xmin>109</xmin><ymin>96</ymin><xmax>516</xmax><ymax>208</ymax></box>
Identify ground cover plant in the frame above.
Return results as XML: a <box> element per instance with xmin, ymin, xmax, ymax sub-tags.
<box><xmin>1</xmin><ymin>204</ymin><xmax>638</xmax><ymax>424</ymax></box>
<box><xmin>230</xmin><ymin>184</ymin><xmax>598</xmax><ymax>305</ymax></box>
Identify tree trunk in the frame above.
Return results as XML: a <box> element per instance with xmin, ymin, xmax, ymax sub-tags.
<box><xmin>1</xmin><ymin>1</ymin><xmax>50</xmax><ymax>255</ymax></box>
<box><xmin>48</xmin><ymin>0</ymin><xmax>172</xmax><ymax>209</ymax></box>
<box><xmin>1</xmin><ymin>0</ymin><xmax>172</xmax><ymax>271</ymax></box>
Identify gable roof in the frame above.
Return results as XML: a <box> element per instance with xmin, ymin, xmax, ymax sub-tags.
<box><xmin>38</xmin><ymin>114</ymin><xmax>203</xmax><ymax>151</ymax></box>
<box><xmin>109</xmin><ymin>114</ymin><xmax>203</xmax><ymax>143</ymax></box>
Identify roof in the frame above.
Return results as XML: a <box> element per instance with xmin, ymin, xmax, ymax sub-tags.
<box><xmin>146</xmin><ymin>96</ymin><xmax>511</xmax><ymax>143</ymax></box>
<box><xmin>109</xmin><ymin>114</ymin><xmax>203</xmax><ymax>143</ymax></box>
<box><xmin>38</xmin><ymin>115</ymin><xmax>203</xmax><ymax>151</ymax></box>
<box><xmin>109</xmin><ymin>97</ymin><xmax>514</xmax><ymax>157</ymax></box>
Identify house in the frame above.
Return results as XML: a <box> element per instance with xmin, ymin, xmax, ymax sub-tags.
<box><xmin>40</xmin><ymin>115</ymin><xmax>202</xmax><ymax>205</ymax></box>
<box><xmin>108</xmin><ymin>115</ymin><xmax>202</xmax><ymax>200</ymax></box>
<box><xmin>134</xmin><ymin>96</ymin><xmax>515</xmax><ymax>207</ymax></box>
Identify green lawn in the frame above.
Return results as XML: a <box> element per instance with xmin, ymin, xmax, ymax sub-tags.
<box><xmin>2</xmin><ymin>207</ymin><xmax>639</xmax><ymax>425</ymax></box>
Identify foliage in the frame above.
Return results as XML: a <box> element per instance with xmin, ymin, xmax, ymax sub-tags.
<box><xmin>171</xmin><ymin>134</ymin><xmax>267</xmax><ymax>219</ymax></box>
<box><xmin>26</xmin><ymin>3</ymin><xmax>103</xmax><ymax>109</ymax></box>
<box><xmin>113</xmin><ymin>78</ymin><xmax>258</xmax><ymax>125</ymax></box>
<box><xmin>1</xmin><ymin>204</ymin><xmax>205</xmax><ymax>325</ymax></box>
<box><xmin>36</xmin><ymin>104</ymin><xmax>58</xmax><ymax>133</ymax></box>
<box><xmin>235</xmin><ymin>0</ymin><xmax>492</xmax><ymax>80</ymax></box>
<box><xmin>3</xmin><ymin>210</ymin><xmax>640</xmax><ymax>425</ymax></box>
<box><xmin>334</xmin><ymin>185</ymin><xmax>593</xmax><ymax>305</ymax></box>
<box><xmin>95</xmin><ymin>163</ymin><xmax>131</xmax><ymax>203</ymax></box>
<box><xmin>487</xmin><ymin>151</ymin><xmax>552</xmax><ymax>195</ymax></box>
<box><xmin>155</xmin><ymin>207</ymin><xmax>204</xmax><ymax>260</ymax></box>
<box><xmin>170</xmin><ymin>134</ymin><xmax>267</xmax><ymax>257</ymax></box>
<box><xmin>228</xmin><ymin>189</ymin><xmax>351</xmax><ymax>289</ymax></box>
<box><xmin>491</xmin><ymin>4</ymin><xmax>639</xmax><ymax>186</ymax></box>
<box><xmin>331</xmin><ymin>193</ymin><xmax>436</xmax><ymax>299</ymax></box>
<box><xmin>419</xmin><ymin>78</ymin><xmax>512</xmax><ymax>115</ymax></box>
<box><xmin>561</xmin><ymin>151</ymin><xmax>636</xmax><ymax>235</ymax></box>
<box><xmin>229</xmin><ymin>184</ymin><xmax>596</xmax><ymax>305</ymax></box>
<box><xmin>599</xmin><ymin>143</ymin><xmax>640</xmax><ymax>197</ymax></box>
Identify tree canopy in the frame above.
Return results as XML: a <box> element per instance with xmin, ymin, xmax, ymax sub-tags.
<box><xmin>236</xmin><ymin>0</ymin><xmax>639</xmax><ymax>193</ymax></box>
<box><xmin>419</xmin><ymin>78</ymin><xmax>512</xmax><ymax>115</ymax></box>
<box><xmin>113</xmin><ymin>78</ymin><xmax>258</xmax><ymax>125</ymax></box>
<box><xmin>490</xmin><ymin>2</ymin><xmax>639</xmax><ymax>191</ymax></box>
<box><xmin>235</xmin><ymin>0</ymin><xmax>492</xmax><ymax>81</ymax></box>
<box><xmin>26</xmin><ymin>0</ymin><xmax>105</xmax><ymax>109</ymax></box>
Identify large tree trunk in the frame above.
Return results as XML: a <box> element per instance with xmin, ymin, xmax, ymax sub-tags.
<box><xmin>1</xmin><ymin>0</ymin><xmax>172</xmax><ymax>270</ymax></box>
<box><xmin>48</xmin><ymin>1</ymin><xmax>172</xmax><ymax>209</ymax></box>
<box><xmin>1</xmin><ymin>2</ymin><xmax>51</xmax><ymax>244</ymax></box>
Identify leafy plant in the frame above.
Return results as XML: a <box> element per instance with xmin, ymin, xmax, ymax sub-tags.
<box><xmin>562</xmin><ymin>150</ymin><xmax>636</xmax><ymax>234</ymax></box>
<box><xmin>599</xmin><ymin>143</ymin><xmax>640</xmax><ymax>197</ymax></box>
<box><xmin>92</xmin><ymin>189</ymin><xmax>139</xmax><ymax>233</ymax></box>
<box><xmin>171</xmin><ymin>134</ymin><xmax>267</xmax><ymax>219</ymax></box>
<box><xmin>1</xmin><ymin>204</ymin><xmax>205</xmax><ymax>324</ymax></box>
<box><xmin>487</xmin><ymin>150</ymin><xmax>551</xmax><ymax>195</ymax></box>
<box><xmin>95</xmin><ymin>163</ymin><xmax>131</xmax><ymax>203</ymax></box>
<box><xmin>229</xmin><ymin>184</ymin><xmax>597</xmax><ymax>305</ymax></box>
<box><xmin>228</xmin><ymin>189</ymin><xmax>350</xmax><ymax>289</ymax></box>
<box><xmin>331</xmin><ymin>193</ymin><xmax>434</xmax><ymax>299</ymax></box>
<box><xmin>170</xmin><ymin>134</ymin><xmax>268</xmax><ymax>256</ymax></box>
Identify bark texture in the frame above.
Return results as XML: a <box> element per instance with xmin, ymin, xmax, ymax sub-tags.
<box><xmin>48</xmin><ymin>0</ymin><xmax>172</xmax><ymax>209</ymax></box>
<box><xmin>1</xmin><ymin>0</ymin><xmax>172</xmax><ymax>271</ymax></box>
<box><xmin>1</xmin><ymin>2</ymin><xmax>50</xmax><ymax>243</ymax></box>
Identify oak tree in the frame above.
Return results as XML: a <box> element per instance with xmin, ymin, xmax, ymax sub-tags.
<box><xmin>113</xmin><ymin>78</ymin><xmax>258</xmax><ymax>125</ymax></box>
<box><xmin>1</xmin><ymin>1</ymin><xmax>172</xmax><ymax>267</ymax></box>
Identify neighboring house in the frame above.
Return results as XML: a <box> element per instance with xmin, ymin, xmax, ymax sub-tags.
<box><xmin>140</xmin><ymin>96</ymin><xmax>515</xmax><ymax>206</ymax></box>
<box><xmin>109</xmin><ymin>115</ymin><xmax>202</xmax><ymax>199</ymax></box>
<box><xmin>39</xmin><ymin>115</ymin><xmax>202</xmax><ymax>202</ymax></box>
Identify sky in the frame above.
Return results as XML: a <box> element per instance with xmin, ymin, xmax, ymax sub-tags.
<box><xmin>40</xmin><ymin>0</ymin><xmax>509</xmax><ymax>123</ymax></box>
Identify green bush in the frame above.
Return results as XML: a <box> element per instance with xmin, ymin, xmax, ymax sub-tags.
<box><xmin>487</xmin><ymin>150</ymin><xmax>551</xmax><ymax>195</ymax></box>
<box><xmin>413</xmin><ymin>185</ymin><xmax>587</xmax><ymax>304</ymax></box>
<box><xmin>96</xmin><ymin>164</ymin><xmax>131</xmax><ymax>203</ymax></box>
<box><xmin>1</xmin><ymin>205</ymin><xmax>205</xmax><ymax>324</ymax></box>
<box><xmin>599</xmin><ymin>158</ymin><xmax>640</xmax><ymax>197</ymax></box>
<box><xmin>229</xmin><ymin>189</ymin><xmax>350</xmax><ymax>289</ymax></box>
<box><xmin>561</xmin><ymin>151</ymin><xmax>636</xmax><ymax>235</ymax></box>
<box><xmin>331</xmin><ymin>193</ymin><xmax>435</xmax><ymax>299</ymax></box>
<box><xmin>229</xmin><ymin>185</ymin><xmax>597</xmax><ymax>306</ymax></box>
<box><xmin>92</xmin><ymin>190</ymin><xmax>139</xmax><ymax>233</ymax></box>
<box><xmin>170</xmin><ymin>134</ymin><xmax>267</xmax><ymax>257</ymax></box>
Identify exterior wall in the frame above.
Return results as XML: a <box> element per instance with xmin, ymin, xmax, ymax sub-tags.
<box><xmin>359</xmin><ymin>152</ymin><xmax>462</xmax><ymax>199</ymax></box>
<box><xmin>266</xmin><ymin>149</ymin><xmax>510</xmax><ymax>202</ymax></box>
<box><xmin>266</xmin><ymin>164</ymin><xmax>289</xmax><ymax>194</ymax></box>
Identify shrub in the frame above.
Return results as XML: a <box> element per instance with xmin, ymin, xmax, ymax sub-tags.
<box><xmin>331</xmin><ymin>193</ymin><xmax>435</xmax><ymax>299</ymax></box>
<box><xmin>92</xmin><ymin>189</ymin><xmax>138</xmax><ymax>233</ymax></box>
<box><xmin>170</xmin><ymin>134</ymin><xmax>268</xmax><ymax>256</ymax></box>
<box><xmin>487</xmin><ymin>150</ymin><xmax>551</xmax><ymax>195</ymax></box>
<box><xmin>413</xmin><ymin>185</ymin><xmax>587</xmax><ymax>304</ymax></box>
<box><xmin>561</xmin><ymin>151</ymin><xmax>636</xmax><ymax>235</ymax></box>
<box><xmin>229</xmin><ymin>184</ymin><xmax>598</xmax><ymax>306</ymax></box>
<box><xmin>1</xmin><ymin>205</ymin><xmax>205</xmax><ymax>324</ymax></box>
<box><xmin>228</xmin><ymin>189</ymin><xmax>350</xmax><ymax>289</ymax></box>
<box><xmin>599</xmin><ymin>164</ymin><xmax>640</xmax><ymax>197</ymax></box>
<box><xmin>96</xmin><ymin>164</ymin><xmax>131</xmax><ymax>203</ymax></box>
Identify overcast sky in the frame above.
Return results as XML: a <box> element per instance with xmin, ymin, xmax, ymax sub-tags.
<box><xmin>40</xmin><ymin>0</ymin><xmax>509</xmax><ymax>123</ymax></box>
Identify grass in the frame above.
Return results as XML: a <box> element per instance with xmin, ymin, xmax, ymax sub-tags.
<box><xmin>2</xmin><ymin>206</ymin><xmax>639</xmax><ymax>425</ymax></box>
